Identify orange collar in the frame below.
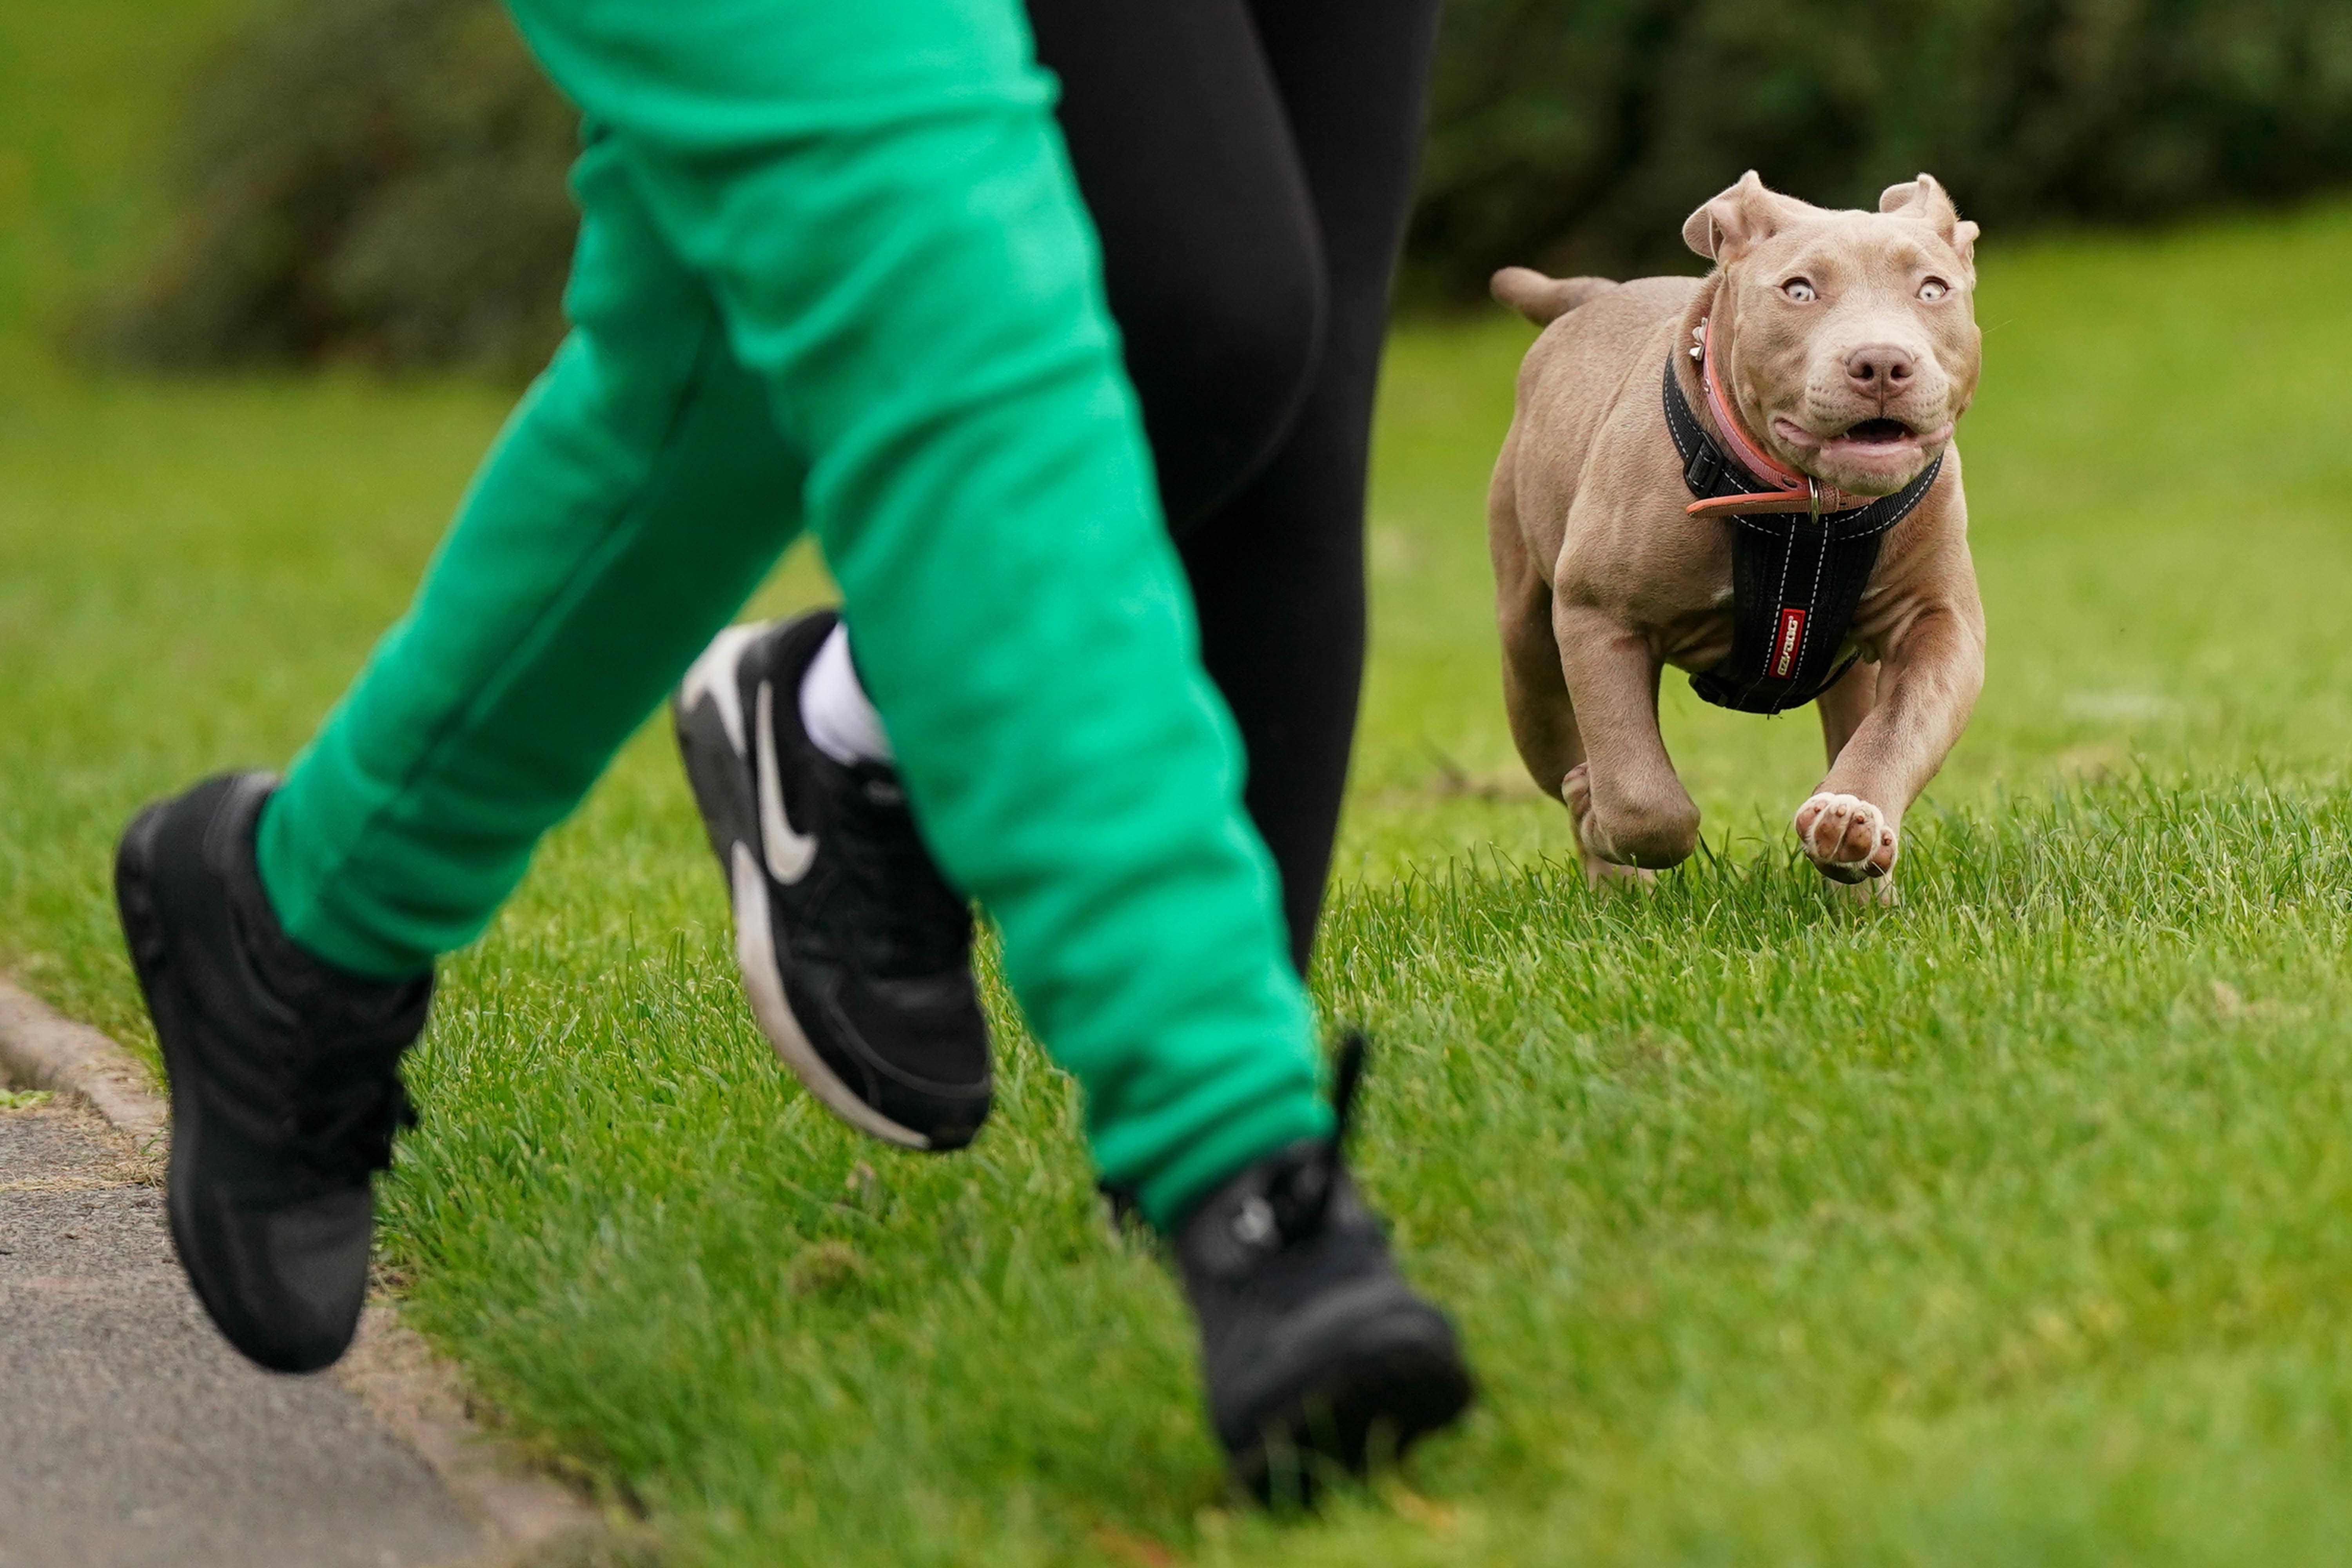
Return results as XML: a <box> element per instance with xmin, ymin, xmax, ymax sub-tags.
<box><xmin>1688</xmin><ymin>316</ymin><xmax>1859</xmax><ymax>519</ymax></box>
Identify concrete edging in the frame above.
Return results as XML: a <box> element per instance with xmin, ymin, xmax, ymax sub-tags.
<box><xmin>0</xmin><ymin>976</ymin><xmax>612</xmax><ymax>1568</ymax></box>
<box><xmin>0</xmin><ymin>983</ymin><xmax>167</xmax><ymax>1147</ymax></box>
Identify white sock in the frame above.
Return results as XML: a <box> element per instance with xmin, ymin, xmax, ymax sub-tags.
<box><xmin>797</xmin><ymin>621</ymin><xmax>895</xmax><ymax>767</ymax></box>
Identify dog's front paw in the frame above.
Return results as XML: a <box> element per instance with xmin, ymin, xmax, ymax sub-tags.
<box><xmin>1562</xmin><ymin>765</ymin><xmax>1656</xmax><ymax>889</ymax></box>
<box><xmin>1793</xmin><ymin>792</ymin><xmax>1897</xmax><ymax>882</ymax></box>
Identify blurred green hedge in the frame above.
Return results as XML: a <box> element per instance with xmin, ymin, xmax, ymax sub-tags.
<box><xmin>88</xmin><ymin>0</ymin><xmax>576</xmax><ymax>377</ymax></box>
<box><xmin>92</xmin><ymin>0</ymin><xmax>2352</xmax><ymax>374</ymax></box>
<box><xmin>1411</xmin><ymin>0</ymin><xmax>2352</xmax><ymax>289</ymax></box>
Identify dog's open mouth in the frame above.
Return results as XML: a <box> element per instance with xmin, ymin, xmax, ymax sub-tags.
<box><xmin>1769</xmin><ymin>411</ymin><xmax>1953</xmax><ymax>485</ymax></box>
<box><xmin>1838</xmin><ymin>417</ymin><xmax>1914</xmax><ymax>445</ymax></box>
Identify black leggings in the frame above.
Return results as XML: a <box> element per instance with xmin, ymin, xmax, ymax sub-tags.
<box><xmin>1025</xmin><ymin>0</ymin><xmax>1444</xmax><ymax>976</ymax></box>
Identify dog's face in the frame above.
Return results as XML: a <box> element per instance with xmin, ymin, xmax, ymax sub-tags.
<box><xmin>1684</xmin><ymin>172</ymin><xmax>1982</xmax><ymax>498</ymax></box>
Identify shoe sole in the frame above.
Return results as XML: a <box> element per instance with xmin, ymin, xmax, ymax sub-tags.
<box><xmin>1230</xmin><ymin>1312</ymin><xmax>1475</xmax><ymax>1506</ymax></box>
<box><xmin>675</xmin><ymin>625</ymin><xmax>935</xmax><ymax>1152</ymax></box>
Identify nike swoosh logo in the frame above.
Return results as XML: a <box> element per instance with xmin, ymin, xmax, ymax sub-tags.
<box><xmin>754</xmin><ymin>679</ymin><xmax>818</xmax><ymax>886</ymax></box>
<box><xmin>677</xmin><ymin>623</ymin><xmax>765</xmax><ymax>755</ymax></box>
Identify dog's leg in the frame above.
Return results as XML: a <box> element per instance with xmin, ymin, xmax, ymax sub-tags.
<box><xmin>1794</xmin><ymin>593</ymin><xmax>1983</xmax><ymax>885</ymax></box>
<box><xmin>1814</xmin><ymin>657</ymin><xmax>1880</xmax><ymax>769</ymax></box>
<box><xmin>1559</xmin><ymin>766</ymin><xmax>1657</xmax><ymax>888</ymax></box>
<box><xmin>1495</xmin><ymin>538</ymin><xmax>1583</xmax><ymax>793</ymax></box>
<box><xmin>1490</xmin><ymin>433</ymin><xmax>1608</xmax><ymax>873</ymax></box>
<box><xmin>1808</xmin><ymin>659</ymin><xmax>1898</xmax><ymax>902</ymax></box>
<box><xmin>1555</xmin><ymin>604</ymin><xmax>1699</xmax><ymax>877</ymax></box>
<box><xmin>1497</xmin><ymin>533</ymin><xmax>1650</xmax><ymax>887</ymax></box>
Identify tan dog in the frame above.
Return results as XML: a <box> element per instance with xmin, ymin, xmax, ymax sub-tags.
<box><xmin>1487</xmin><ymin>172</ymin><xmax>1986</xmax><ymax>892</ymax></box>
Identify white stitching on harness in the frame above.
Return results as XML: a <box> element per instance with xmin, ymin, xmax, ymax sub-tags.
<box><xmin>1733</xmin><ymin>524</ymin><xmax>1799</xmax><ymax>709</ymax></box>
<box><xmin>1789</xmin><ymin>521</ymin><xmax>1830</xmax><ymax>682</ymax></box>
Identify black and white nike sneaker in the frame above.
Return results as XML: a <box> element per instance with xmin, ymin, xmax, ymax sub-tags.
<box><xmin>673</xmin><ymin>609</ymin><xmax>991</xmax><ymax>1151</ymax></box>
<box><xmin>1174</xmin><ymin>1037</ymin><xmax>1474</xmax><ymax>1503</ymax></box>
<box><xmin>115</xmin><ymin>771</ymin><xmax>431</xmax><ymax>1374</ymax></box>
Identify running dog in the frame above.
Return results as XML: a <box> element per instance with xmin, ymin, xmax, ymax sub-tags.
<box><xmin>1486</xmin><ymin>171</ymin><xmax>1986</xmax><ymax>894</ymax></box>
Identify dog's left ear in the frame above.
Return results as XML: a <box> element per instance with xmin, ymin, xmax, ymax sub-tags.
<box><xmin>1880</xmin><ymin>174</ymin><xmax>1979</xmax><ymax>270</ymax></box>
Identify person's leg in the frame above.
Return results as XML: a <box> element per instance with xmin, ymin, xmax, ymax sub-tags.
<box><xmin>434</xmin><ymin>0</ymin><xmax>1327</xmax><ymax>1225</ymax></box>
<box><xmin>1179</xmin><ymin>0</ymin><xmax>1446</xmax><ymax>974</ymax></box>
<box><xmin>1024</xmin><ymin>0</ymin><xmax>1446</xmax><ymax>976</ymax></box>
<box><xmin>258</xmin><ymin>130</ymin><xmax>811</xmax><ymax>976</ymax></box>
<box><xmin>671</xmin><ymin>0</ymin><xmax>1332</xmax><ymax>1139</ymax></box>
<box><xmin>126</xmin><ymin>0</ymin><xmax>1466</xmax><ymax>1479</ymax></box>
<box><xmin>116</xmin><ymin>130</ymin><xmax>810</xmax><ymax>1374</ymax></box>
<box><xmin>1022</xmin><ymin>0</ymin><xmax>1325</xmax><ymax>534</ymax></box>
<box><xmin>566</xmin><ymin>0</ymin><xmax>1464</xmax><ymax>1481</ymax></box>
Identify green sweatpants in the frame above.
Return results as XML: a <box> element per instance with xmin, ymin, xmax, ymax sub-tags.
<box><xmin>254</xmin><ymin>0</ymin><xmax>1328</xmax><ymax>1225</ymax></box>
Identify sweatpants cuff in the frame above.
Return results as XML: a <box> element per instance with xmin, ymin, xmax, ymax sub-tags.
<box><xmin>254</xmin><ymin>793</ymin><xmax>442</xmax><ymax>981</ymax></box>
<box><xmin>1132</xmin><ymin>1092</ymin><xmax>1334</xmax><ymax>1233</ymax></box>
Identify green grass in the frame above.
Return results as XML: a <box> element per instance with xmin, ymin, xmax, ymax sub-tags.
<box><xmin>13</xmin><ymin>4</ymin><xmax>2352</xmax><ymax>1560</ymax></box>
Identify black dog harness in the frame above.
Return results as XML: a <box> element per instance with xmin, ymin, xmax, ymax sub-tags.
<box><xmin>1662</xmin><ymin>356</ymin><xmax>1942</xmax><ymax>715</ymax></box>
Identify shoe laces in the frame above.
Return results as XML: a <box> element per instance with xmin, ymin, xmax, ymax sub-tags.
<box><xmin>827</xmin><ymin>764</ymin><xmax>973</xmax><ymax>972</ymax></box>
<box><xmin>1237</xmin><ymin>1034</ymin><xmax>1368</xmax><ymax>1250</ymax></box>
<box><xmin>283</xmin><ymin>1050</ymin><xmax>417</xmax><ymax>1185</ymax></box>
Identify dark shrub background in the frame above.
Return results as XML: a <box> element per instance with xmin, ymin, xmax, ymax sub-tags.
<box><xmin>90</xmin><ymin>0</ymin><xmax>577</xmax><ymax>376</ymax></box>
<box><xmin>1413</xmin><ymin>0</ymin><xmax>2352</xmax><ymax>289</ymax></box>
<box><xmin>93</xmin><ymin>0</ymin><xmax>2352</xmax><ymax>374</ymax></box>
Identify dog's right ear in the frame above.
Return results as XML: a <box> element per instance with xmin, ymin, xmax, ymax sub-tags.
<box><xmin>1682</xmin><ymin>171</ymin><xmax>1802</xmax><ymax>265</ymax></box>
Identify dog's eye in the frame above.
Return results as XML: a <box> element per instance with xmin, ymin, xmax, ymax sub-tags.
<box><xmin>1919</xmin><ymin>278</ymin><xmax>1950</xmax><ymax>301</ymax></box>
<box><xmin>1781</xmin><ymin>277</ymin><xmax>1817</xmax><ymax>303</ymax></box>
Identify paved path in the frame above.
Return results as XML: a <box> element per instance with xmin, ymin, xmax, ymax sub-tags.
<box><xmin>0</xmin><ymin>1096</ymin><xmax>484</xmax><ymax>1568</ymax></box>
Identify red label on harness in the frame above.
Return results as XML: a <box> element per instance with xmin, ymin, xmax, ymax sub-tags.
<box><xmin>1770</xmin><ymin>607</ymin><xmax>1808</xmax><ymax>679</ymax></box>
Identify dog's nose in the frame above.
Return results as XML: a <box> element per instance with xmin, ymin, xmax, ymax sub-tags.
<box><xmin>1845</xmin><ymin>344</ymin><xmax>1916</xmax><ymax>397</ymax></box>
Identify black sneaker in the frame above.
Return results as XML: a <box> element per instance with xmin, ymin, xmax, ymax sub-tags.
<box><xmin>114</xmin><ymin>771</ymin><xmax>431</xmax><ymax>1374</ymax></box>
<box><xmin>1174</xmin><ymin>1038</ymin><xmax>1474</xmax><ymax>1503</ymax></box>
<box><xmin>673</xmin><ymin>610</ymin><xmax>990</xmax><ymax>1151</ymax></box>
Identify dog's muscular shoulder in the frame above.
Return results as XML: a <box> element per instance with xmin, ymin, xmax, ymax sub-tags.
<box><xmin>1492</xmin><ymin>274</ymin><xmax>1733</xmax><ymax>667</ymax></box>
